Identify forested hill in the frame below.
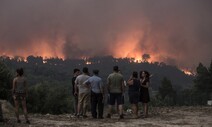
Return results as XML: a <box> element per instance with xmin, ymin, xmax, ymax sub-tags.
<box><xmin>0</xmin><ymin>55</ymin><xmax>193</xmax><ymax>91</ymax></box>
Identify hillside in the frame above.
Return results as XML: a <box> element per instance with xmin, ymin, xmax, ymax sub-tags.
<box><xmin>1</xmin><ymin>106</ymin><xmax>212</xmax><ymax>127</ymax></box>
<box><xmin>1</xmin><ymin>55</ymin><xmax>194</xmax><ymax>91</ymax></box>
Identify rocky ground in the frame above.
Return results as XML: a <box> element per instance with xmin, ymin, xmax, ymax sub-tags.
<box><xmin>0</xmin><ymin>106</ymin><xmax>212</xmax><ymax>127</ymax></box>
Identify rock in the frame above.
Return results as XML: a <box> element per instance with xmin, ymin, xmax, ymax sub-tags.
<box><xmin>0</xmin><ymin>100</ymin><xmax>14</xmax><ymax>115</ymax></box>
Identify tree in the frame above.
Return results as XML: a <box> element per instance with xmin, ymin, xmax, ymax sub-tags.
<box><xmin>158</xmin><ymin>77</ymin><xmax>176</xmax><ymax>105</ymax></box>
<box><xmin>0</xmin><ymin>61</ymin><xmax>13</xmax><ymax>100</ymax></box>
<box><xmin>0</xmin><ymin>61</ymin><xmax>13</xmax><ymax>122</ymax></box>
<box><xmin>193</xmin><ymin>62</ymin><xmax>212</xmax><ymax>104</ymax></box>
<box><xmin>142</xmin><ymin>54</ymin><xmax>151</xmax><ymax>62</ymax></box>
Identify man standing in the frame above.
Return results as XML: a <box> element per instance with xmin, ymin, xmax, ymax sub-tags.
<box><xmin>107</xmin><ymin>66</ymin><xmax>125</xmax><ymax>119</ymax></box>
<box><xmin>75</xmin><ymin>67</ymin><xmax>90</xmax><ymax>118</ymax></box>
<box><xmin>72</xmin><ymin>68</ymin><xmax>80</xmax><ymax>116</ymax></box>
<box><xmin>84</xmin><ymin>70</ymin><xmax>104</xmax><ymax>119</ymax></box>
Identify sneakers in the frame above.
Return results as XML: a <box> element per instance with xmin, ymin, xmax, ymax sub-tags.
<box><xmin>17</xmin><ymin>120</ymin><xmax>21</xmax><ymax>123</ymax></box>
<box><xmin>98</xmin><ymin>116</ymin><xmax>104</xmax><ymax>119</ymax></box>
<box><xmin>26</xmin><ymin>120</ymin><xmax>30</xmax><ymax>124</ymax></box>
<box><xmin>17</xmin><ymin>120</ymin><xmax>30</xmax><ymax>124</ymax></box>
<box><xmin>106</xmin><ymin>114</ymin><xmax>111</xmax><ymax>118</ymax></box>
<box><xmin>119</xmin><ymin>114</ymin><xmax>124</xmax><ymax>119</ymax></box>
<box><xmin>82</xmin><ymin>115</ymin><xmax>88</xmax><ymax>118</ymax></box>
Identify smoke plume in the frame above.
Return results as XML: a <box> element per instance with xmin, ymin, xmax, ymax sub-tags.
<box><xmin>0</xmin><ymin>0</ymin><xmax>212</xmax><ymax>67</ymax></box>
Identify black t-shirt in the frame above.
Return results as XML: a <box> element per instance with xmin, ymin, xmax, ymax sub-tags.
<box><xmin>72</xmin><ymin>76</ymin><xmax>77</xmax><ymax>95</ymax></box>
<box><xmin>128</xmin><ymin>79</ymin><xmax>140</xmax><ymax>93</ymax></box>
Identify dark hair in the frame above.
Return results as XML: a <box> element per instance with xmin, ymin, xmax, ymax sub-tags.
<box><xmin>113</xmin><ymin>66</ymin><xmax>119</xmax><ymax>72</ymax></box>
<box><xmin>73</xmin><ymin>68</ymin><xmax>80</xmax><ymax>73</ymax></box>
<box><xmin>140</xmin><ymin>70</ymin><xmax>150</xmax><ymax>79</ymax></box>
<box><xmin>16</xmin><ymin>68</ymin><xmax>24</xmax><ymax>76</ymax></box>
<box><xmin>82</xmin><ymin>67</ymin><xmax>89</xmax><ymax>74</ymax></box>
<box><xmin>132</xmin><ymin>71</ymin><xmax>138</xmax><ymax>78</ymax></box>
<box><xmin>93</xmin><ymin>69</ymin><xmax>99</xmax><ymax>75</ymax></box>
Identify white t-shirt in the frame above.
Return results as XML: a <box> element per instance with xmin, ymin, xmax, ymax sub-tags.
<box><xmin>75</xmin><ymin>74</ymin><xmax>90</xmax><ymax>94</ymax></box>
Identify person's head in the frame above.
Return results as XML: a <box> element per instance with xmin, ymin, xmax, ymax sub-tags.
<box><xmin>132</xmin><ymin>71</ymin><xmax>138</xmax><ymax>78</ymax></box>
<box><xmin>16</xmin><ymin>68</ymin><xmax>24</xmax><ymax>77</ymax></box>
<box><xmin>73</xmin><ymin>68</ymin><xmax>80</xmax><ymax>75</ymax></box>
<box><xmin>93</xmin><ymin>69</ymin><xmax>99</xmax><ymax>76</ymax></box>
<box><xmin>140</xmin><ymin>71</ymin><xmax>150</xmax><ymax>79</ymax></box>
<box><xmin>113</xmin><ymin>66</ymin><xmax>119</xmax><ymax>72</ymax></box>
<box><xmin>82</xmin><ymin>67</ymin><xmax>89</xmax><ymax>74</ymax></box>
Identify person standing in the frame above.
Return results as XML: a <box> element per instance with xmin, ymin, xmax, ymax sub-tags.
<box><xmin>12</xmin><ymin>68</ymin><xmax>30</xmax><ymax>124</ymax></box>
<box><xmin>72</xmin><ymin>68</ymin><xmax>80</xmax><ymax>116</ymax></box>
<box><xmin>106</xmin><ymin>66</ymin><xmax>125</xmax><ymax>119</ymax></box>
<box><xmin>84</xmin><ymin>70</ymin><xmax>104</xmax><ymax>119</ymax></box>
<box><xmin>139</xmin><ymin>71</ymin><xmax>150</xmax><ymax>118</ymax></box>
<box><xmin>127</xmin><ymin>71</ymin><xmax>140</xmax><ymax>119</ymax></box>
<box><xmin>75</xmin><ymin>67</ymin><xmax>90</xmax><ymax>118</ymax></box>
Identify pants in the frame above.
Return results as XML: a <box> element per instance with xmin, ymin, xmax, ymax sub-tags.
<box><xmin>0</xmin><ymin>102</ymin><xmax>3</xmax><ymax>121</ymax></box>
<box><xmin>78</xmin><ymin>92</ymin><xmax>90</xmax><ymax>115</ymax></box>
<box><xmin>74</xmin><ymin>96</ymin><xmax>78</xmax><ymax>115</ymax></box>
<box><xmin>91</xmin><ymin>91</ymin><xmax>104</xmax><ymax>118</ymax></box>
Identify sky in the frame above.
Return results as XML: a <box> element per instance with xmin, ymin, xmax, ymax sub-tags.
<box><xmin>0</xmin><ymin>0</ymin><xmax>212</xmax><ymax>68</ymax></box>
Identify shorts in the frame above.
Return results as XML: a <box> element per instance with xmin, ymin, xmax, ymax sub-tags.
<box><xmin>14</xmin><ymin>93</ymin><xmax>26</xmax><ymax>101</ymax></box>
<box><xmin>108</xmin><ymin>93</ymin><xmax>123</xmax><ymax>105</ymax></box>
<box><xmin>128</xmin><ymin>92</ymin><xmax>139</xmax><ymax>104</ymax></box>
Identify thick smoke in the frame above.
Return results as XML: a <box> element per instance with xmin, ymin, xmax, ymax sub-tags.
<box><xmin>0</xmin><ymin>0</ymin><xmax>212</xmax><ymax>67</ymax></box>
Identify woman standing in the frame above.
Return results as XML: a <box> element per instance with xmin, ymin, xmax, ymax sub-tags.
<box><xmin>139</xmin><ymin>71</ymin><xmax>150</xmax><ymax>118</ymax></box>
<box><xmin>127</xmin><ymin>71</ymin><xmax>140</xmax><ymax>118</ymax></box>
<box><xmin>12</xmin><ymin>68</ymin><xmax>30</xmax><ymax>124</ymax></box>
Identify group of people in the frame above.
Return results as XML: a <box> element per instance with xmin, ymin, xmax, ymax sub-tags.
<box><xmin>11</xmin><ymin>65</ymin><xmax>150</xmax><ymax>124</ymax></box>
<box><xmin>72</xmin><ymin>66</ymin><xmax>150</xmax><ymax>119</ymax></box>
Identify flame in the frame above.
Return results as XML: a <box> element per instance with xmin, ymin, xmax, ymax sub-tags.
<box><xmin>112</xmin><ymin>33</ymin><xmax>158</xmax><ymax>63</ymax></box>
<box><xmin>181</xmin><ymin>69</ymin><xmax>194</xmax><ymax>76</ymax></box>
<box><xmin>85</xmin><ymin>61</ymin><xmax>92</xmax><ymax>65</ymax></box>
<box><xmin>0</xmin><ymin>39</ymin><xmax>65</xmax><ymax>60</ymax></box>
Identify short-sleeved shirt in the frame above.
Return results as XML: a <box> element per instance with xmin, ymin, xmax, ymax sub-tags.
<box><xmin>75</xmin><ymin>74</ymin><xmax>90</xmax><ymax>94</ymax></box>
<box><xmin>84</xmin><ymin>75</ymin><xmax>103</xmax><ymax>94</ymax></box>
<box><xmin>107</xmin><ymin>72</ymin><xmax>124</xmax><ymax>93</ymax></box>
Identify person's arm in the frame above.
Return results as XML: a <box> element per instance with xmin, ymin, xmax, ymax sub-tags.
<box><xmin>99</xmin><ymin>80</ymin><xmax>104</xmax><ymax>94</ymax></box>
<box><xmin>121</xmin><ymin>77</ymin><xmax>125</xmax><ymax>93</ymax></box>
<box><xmin>141</xmin><ymin>82</ymin><xmax>149</xmax><ymax>88</ymax></box>
<box><xmin>107</xmin><ymin>76</ymin><xmax>110</xmax><ymax>93</ymax></box>
<box><xmin>12</xmin><ymin>78</ymin><xmax>16</xmax><ymax>95</ymax></box>
<box><xmin>127</xmin><ymin>76</ymin><xmax>133</xmax><ymax>86</ymax></box>
<box><xmin>24</xmin><ymin>78</ymin><xmax>28</xmax><ymax>97</ymax></box>
<box><xmin>83</xmin><ymin>79</ymin><xmax>91</xmax><ymax>88</ymax></box>
<box><xmin>74</xmin><ymin>78</ymin><xmax>79</xmax><ymax>95</ymax></box>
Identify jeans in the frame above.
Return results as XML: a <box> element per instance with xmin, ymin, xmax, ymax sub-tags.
<box><xmin>91</xmin><ymin>91</ymin><xmax>104</xmax><ymax>118</ymax></box>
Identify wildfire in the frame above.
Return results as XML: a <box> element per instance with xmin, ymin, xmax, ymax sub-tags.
<box><xmin>181</xmin><ymin>69</ymin><xmax>195</xmax><ymax>76</ymax></box>
<box><xmin>85</xmin><ymin>61</ymin><xmax>92</xmax><ymax>65</ymax></box>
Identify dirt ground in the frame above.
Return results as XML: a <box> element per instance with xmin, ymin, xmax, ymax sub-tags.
<box><xmin>1</xmin><ymin>106</ymin><xmax>212</xmax><ymax>127</ymax></box>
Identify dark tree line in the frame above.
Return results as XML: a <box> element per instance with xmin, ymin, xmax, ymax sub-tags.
<box><xmin>1</xmin><ymin>56</ymin><xmax>211</xmax><ymax>114</ymax></box>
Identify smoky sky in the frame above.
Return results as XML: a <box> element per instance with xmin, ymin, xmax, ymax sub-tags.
<box><xmin>0</xmin><ymin>0</ymin><xmax>212</xmax><ymax>67</ymax></box>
